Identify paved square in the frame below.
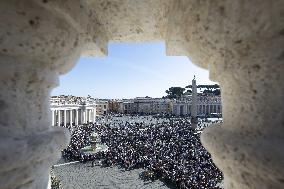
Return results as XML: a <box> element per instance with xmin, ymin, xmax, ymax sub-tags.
<box><xmin>53</xmin><ymin>162</ymin><xmax>170</xmax><ymax>189</ymax></box>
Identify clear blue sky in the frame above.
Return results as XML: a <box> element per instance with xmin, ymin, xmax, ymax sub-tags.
<box><xmin>52</xmin><ymin>42</ymin><xmax>216</xmax><ymax>99</ymax></box>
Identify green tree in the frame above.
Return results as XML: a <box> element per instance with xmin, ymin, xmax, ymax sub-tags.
<box><xmin>165</xmin><ymin>87</ymin><xmax>185</xmax><ymax>99</ymax></box>
<box><xmin>213</xmin><ymin>89</ymin><xmax>221</xmax><ymax>95</ymax></box>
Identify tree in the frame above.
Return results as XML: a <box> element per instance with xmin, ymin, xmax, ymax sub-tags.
<box><xmin>213</xmin><ymin>89</ymin><xmax>221</xmax><ymax>95</ymax></box>
<box><xmin>185</xmin><ymin>84</ymin><xmax>221</xmax><ymax>96</ymax></box>
<box><xmin>165</xmin><ymin>87</ymin><xmax>185</xmax><ymax>99</ymax></box>
<box><xmin>185</xmin><ymin>89</ymin><xmax>192</xmax><ymax>94</ymax></box>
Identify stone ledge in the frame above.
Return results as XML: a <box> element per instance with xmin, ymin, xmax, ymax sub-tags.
<box><xmin>0</xmin><ymin>127</ymin><xmax>70</xmax><ymax>173</ymax></box>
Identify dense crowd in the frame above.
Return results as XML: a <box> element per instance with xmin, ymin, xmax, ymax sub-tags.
<box><xmin>61</xmin><ymin>115</ymin><xmax>223</xmax><ymax>189</ymax></box>
<box><xmin>61</xmin><ymin>123</ymin><xmax>96</xmax><ymax>161</ymax></box>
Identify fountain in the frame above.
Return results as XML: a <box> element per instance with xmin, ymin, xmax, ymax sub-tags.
<box><xmin>80</xmin><ymin>132</ymin><xmax>108</xmax><ymax>155</ymax></box>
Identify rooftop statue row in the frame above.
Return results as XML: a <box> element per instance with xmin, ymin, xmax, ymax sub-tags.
<box><xmin>50</xmin><ymin>95</ymin><xmax>96</xmax><ymax>106</ymax></box>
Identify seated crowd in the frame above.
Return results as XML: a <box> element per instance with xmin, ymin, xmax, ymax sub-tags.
<box><xmin>61</xmin><ymin>115</ymin><xmax>223</xmax><ymax>189</ymax></box>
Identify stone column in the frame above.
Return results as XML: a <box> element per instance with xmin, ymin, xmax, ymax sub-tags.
<box><xmin>51</xmin><ymin>110</ymin><xmax>54</xmax><ymax>126</ymax></box>
<box><xmin>82</xmin><ymin>109</ymin><xmax>86</xmax><ymax>124</ymax></box>
<box><xmin>206</xmin><ymin>105</ymin><xmax>209</xmax><ymax>115</ymax></box>
<box><xmin>80</xmin><ymin>109</ymin><xmax>82</xmax><ymax>124</ymax></box>
<box><xmin>66</xmin><ymin>110</ymin><xmax>69</xmax><ymax>125</ymax></box>
<box><xmin>191</xmin><ymin>76</ymin><xmax>198</xmax><ymax>128</ymax></box>
<box><xmin>82</xmin><ymin>110</ymin><xmax>85</xmax><ymax>124</ymax></box>
<box><xmin>176</xmin><ymin>105</ymin><xmax>180</xmax><ymax>116</ymax></box>
<box><xmin>82</xmin><ymin>109</ymin><xmax>85</xmax><ymax>124</ymax></box>
<box><xmin>54</xmin><ymin>110</ymin><xmax>58</xmax><ymax>126</ymax></box>
<box><xmin>79</xmin><ymin>109</ymin><xmax>81</xmax><ymax>124</ymax></box>
<box><xmin>86</xmin><ymin>109</ymin><xmax>89</xmax><ymax>123</ymax></box>
<box><xmin>70</xmin><ymin>110</ymin><xmax>73</xmax><ymax>126</ymax></box>
<box><xmin>58</xmin><ymin>110</ymin><xmax>61</xmax><ymax>126</ymax></box>
<box><xmin>86</xmin><ymin>110</ymin><xmax>89</xmax><ymax>123</ymax></box>
<box><xmin>53</xmin><ymin>110</ymin><xmax>56</xmax><ymax>126</ymax></box>
<box><xmin>93</xmin><ymin>108</ymin><xmax>96</xmax><ymax>123</ymax></box>
<box><xmin>90</xmin><ymin>109</ymin><xmax>93</xmax><ymax>122</ymax></box>
<box><xmin>89</xmin><ymin>109</ymin><xmax>91</xmax><ymax>122</ymax></box>
<box><xmin>76</xmin><ymin>109</ymin><xmax>79</xmax><ymax>125</ymax></box>
<box><xmin>64</xmin><ymin>110</ymin><xmax>67</xmax><ymax>127</ymax></box>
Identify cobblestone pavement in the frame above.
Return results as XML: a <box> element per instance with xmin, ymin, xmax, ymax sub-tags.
<box><xmin>53</xmin><ymin>162</ymin><xmax>170</xmax><ymax>189</ymax></box>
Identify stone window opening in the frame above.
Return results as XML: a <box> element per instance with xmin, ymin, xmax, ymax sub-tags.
<box><xmin>0</xmin><ymin>1</ymin><xmax>283</xmax><ymax>189</ymax></box>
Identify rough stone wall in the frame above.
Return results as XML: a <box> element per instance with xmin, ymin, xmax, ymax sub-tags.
<box><xmin>0</xmin><ymin>0</ymin><xmax>283</xmax><ymax>189</ymax></box>
<box><xmin>165</xmin><ymin>1</ymin><xmax>284</xmax><ymax>188</ymax></box>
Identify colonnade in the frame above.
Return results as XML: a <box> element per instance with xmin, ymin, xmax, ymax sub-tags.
<box><xmin>51</xmin><ymin>108</ymin><xmax>96</xmax><ymax>127</ymax></box>
<box><xmin>174</xmin><ymin>104</ymin><xmax>222</xmax><ymax>116</ymax></box>
<box><xmin>197</xmin><ymin>104</ymin><xmax>222</xmax><ymax>115</ymax></box>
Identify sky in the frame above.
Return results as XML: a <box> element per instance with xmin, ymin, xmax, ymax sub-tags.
<box><xmin>52</xmin><ymin>42</ymin><xmax>216</xmax><ymax>99</ymax></box>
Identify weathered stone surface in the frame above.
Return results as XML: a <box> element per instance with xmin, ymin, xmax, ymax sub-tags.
<box><xmin>0</xmin><ymin>0</ymin><xmax>283</xmax><ymax>189</ymax></box>
<box><xmin>165</xmin><ymin>1</ymin><xmax>284</xmax><ymax>188</ymax></box>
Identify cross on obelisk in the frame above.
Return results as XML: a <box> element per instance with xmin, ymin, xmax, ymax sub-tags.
<box><xmin>191</xmin><ymin>75</ymin><xmax>198</xmax><ymax>129</ymax></box>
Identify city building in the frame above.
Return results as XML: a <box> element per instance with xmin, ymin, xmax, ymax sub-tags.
<box><xmin>120</xmin><ymin>99</ymin><xmax>135</xmax><ymax>114</ymax></box>
<box><xmin>108</xmin><ymin>100</ymin><xmax>123</xmax><ymax>113</ymax></box>
<box><xmin>95</xmin><ymin>100</ymin><xmax>109</xmax><ymax>115</ymax></box>
<box><xmin>172</xmin><ymin>77</ymin><xmax>222</xmax><ymax>117</ymax></box>
<box><xmin>134</xmin><ymin>97</ymin><xmax>172</xmax><ymax>115</ymax></box>
<box><xmin>50</xmin><ymin>95</ymin><xmax>96</xmax><ymax>126</ymax></box>
<box><xmin>172</xmin><ymin>95</ymin><xmax>222</xmax><ymax>117</ymax></box>
<box><xmin>116</xmin><ymin>98</ymin><xmax>173</xmax><ymax>115</ymax></box>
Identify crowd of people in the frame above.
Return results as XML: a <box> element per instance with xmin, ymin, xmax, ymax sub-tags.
<box><xmin>61</xmin><ymin>123</ymin><xmax>96</xmax><ymax>161</ymax></box>
<box><xmin>61</xmin><ymin>115</ymin><xmax>223</xmax><ymax>189</ymax></box>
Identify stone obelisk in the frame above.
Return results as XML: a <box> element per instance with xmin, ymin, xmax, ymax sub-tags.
<box><xmin>191</xmin><ymin>76</ymin><xmax>198</xmax><ymax>129</ymax></box>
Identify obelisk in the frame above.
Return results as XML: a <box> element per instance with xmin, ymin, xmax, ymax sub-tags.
<box><xmin>191</xmin><ymin>76</ymin><xmax>198</xmax><ymax>129</ymax></box>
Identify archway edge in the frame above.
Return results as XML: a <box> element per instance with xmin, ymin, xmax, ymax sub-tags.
<box><xmin>0</xmin><ymin>1</ymin><xmax>283</xmax><ymax>189</ymax></box>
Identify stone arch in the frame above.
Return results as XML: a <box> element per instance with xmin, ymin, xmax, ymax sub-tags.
<box><xmin>0</xmin><ymin>0</ymin><xmax>283</xmax><ymax>188</ymax></box>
